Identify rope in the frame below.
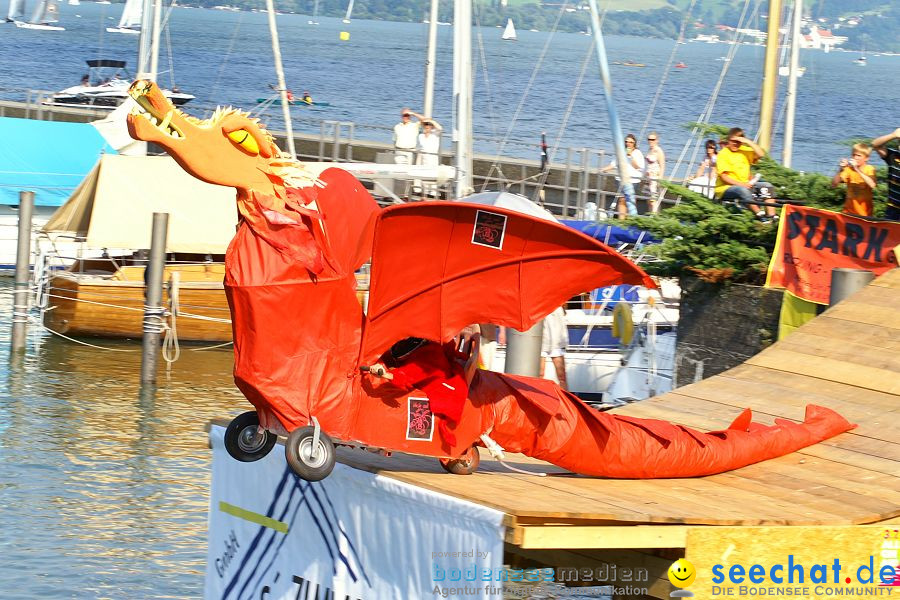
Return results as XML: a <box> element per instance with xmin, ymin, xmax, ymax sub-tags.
<box><xmin>666</xmin><ymin>0</ymin><xmax>757</xmax><ymax>189</ymax></box>
<box><xmin>34</xmin><ymin>321</ymin><xmax>138</xmax><ymax>351</ymax></box>
<box><xmin>161</xmin><ymin>273</ymin><xmax>181</xmax><ymax>372</ymax></box>
<box><xmin>143</xmin><ymin>305</ymin><xmax>167</xmax><ymax>334</ymax></box>
<box><xmin>531</xmin><ymin>40</ymin><xmax>596</xmax><ymax>203</ymax></box>
<box><xmin>207</xmin><ymin>13</ymin><xmax>246</xmax><ymax>120</ymax></box>
<box><xmin>189</xmin><ymin>341</ymin><xmax>234</xmax><ymax>351</ymax></box>
<box><xmin>638</xmin><ymin>0</ymin><xmax>699</xmax><ymax>139</ymax></box>
<box><xmin>480</xmin><ymin>4</ymin><xmax>569</xmax><ymax>190</ymax></box>
<box><xmin>45</xmin><ymin>292</ymin><xmax>146</xmax><ymax>312</ymax></box>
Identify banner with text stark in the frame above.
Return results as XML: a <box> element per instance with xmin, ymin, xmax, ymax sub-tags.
<box><xmin>765</xmin><ymin>205</ymin><xmax>900</xmax><ymax>305</ymax></box>
<box><xmin>205</xmin><ymin>425</ymin><xmax>505</xmax><ymax>600</ymax></box>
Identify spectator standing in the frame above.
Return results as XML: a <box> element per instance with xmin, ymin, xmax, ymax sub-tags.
<box><xmin>714</xmin><ymin>127</ymin><xmax>776</xmax><ymax>221</ymax></box>
<box><xmin>871</xmin><ymin>127</ymin><xmax>900</xmax><ymax>221</ymax></box>
<box><xmin>416</xmin><ymin>119</ymin><xmax>443</xmax><ymax>198</ymax></box>
<box><xmin>645</xmin><ymin>131</ymin><xmax>666</xmax><ymax>211</ymax></box>
<box><xmin>540</xmin><ymin>306</ymin><xmax>568</xmax><ymax>391</ymax></box>
<box><xmin>392</xmin><ymin>108</ymin><xmax>425</xmax><ymax>165</ymax></box>
<box><xmin>831</xmin><ymin>143</ymin><xmax>877</xmax><ymax>217</ymax></box>
<box><xmin>600</xmin><ymin>133</ymin><xmax>645</xmax><ymax>219</ymax></box>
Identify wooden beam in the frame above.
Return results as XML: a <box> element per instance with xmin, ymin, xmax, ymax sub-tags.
<box><xmin>515</xmin><ymin>525</ymin><xmax>690</xmax><ymax>549</ymax></box>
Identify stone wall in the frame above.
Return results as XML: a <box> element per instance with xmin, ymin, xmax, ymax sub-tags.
<box><xmin>673</xmin><ymin>276</ymin><xmax>783</xmax><ymax>387</ymax></box>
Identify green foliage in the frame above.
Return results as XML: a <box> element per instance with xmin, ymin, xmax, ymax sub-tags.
<box><xmin>753</xmin><ymin>155</ymin><xmax>889</xmax><ymax>218</ymax></box>
<box><xmin>682</xmin><ymin>122</ymin><xmax>729</xmax><ymax>140</ymax></box>
<box><xmin>623</xmin><ymin>184</ymin><xmax>776</xmax><ymax>284</ymax></box>
<box><xmin>623</xmin><ymin>146</ymin><xmax>892</xmax><ymax>283</ymax></box>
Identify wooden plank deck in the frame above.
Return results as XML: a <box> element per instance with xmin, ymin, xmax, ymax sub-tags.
<box><xmin>335</xmin><ymin>268</ymin><xmax>900</xmax><ymax>546</ymax></box>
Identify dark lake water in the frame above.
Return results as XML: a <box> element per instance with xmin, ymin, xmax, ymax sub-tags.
<box><xmin>0</xmin><ymin>4</ymin><xmax>897</xmax><ymax>175</ymax></box>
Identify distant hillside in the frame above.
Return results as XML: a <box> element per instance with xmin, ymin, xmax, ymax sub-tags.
<box><xmin>185</xmin><ymin>0</ymin><xmax>900</xmax><ymax>52</ymax></box>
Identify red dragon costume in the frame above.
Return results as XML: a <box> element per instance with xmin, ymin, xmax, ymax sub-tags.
<box><xmin>126</xmin><ymin>80</ymin><xmax>854</xmax><ymax>481</ymax></box>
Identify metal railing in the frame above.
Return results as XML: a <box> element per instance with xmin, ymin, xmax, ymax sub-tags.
<box><xmin>0</xmin><ymin>88</ymin><xmax>690</xmax><ymax>221</ymax></box>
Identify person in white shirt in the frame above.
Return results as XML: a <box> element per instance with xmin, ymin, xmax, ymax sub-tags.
<box><xmin>393</xmin><ymin>108</ymin><xmax>426</xmax><ymax>165</ymax></box>
<box><xmin>600</xmin><ymin>133</ymin><xmax>645</xmax><ymax>218</ymax></box>
<box><xmin>416</xmin><ymin>120</ymin><xmax>443</xmax><ymax>198</ymax></box>
<box><xmin>540</xmin><ymin>306</ymin><xmax>568</xmax><ymax>391</ymax></box>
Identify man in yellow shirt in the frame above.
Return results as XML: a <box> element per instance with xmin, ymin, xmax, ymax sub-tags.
<box><xmin>715</xmin><ymin>127</ymin><xmax>776</xmax><ymax>221</ymax></box>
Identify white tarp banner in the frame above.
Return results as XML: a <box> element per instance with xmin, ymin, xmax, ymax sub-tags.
<box><xmin>206</xmin><ymin>425</ymin><xmax>505</xmax><ymax>600</ymax></box>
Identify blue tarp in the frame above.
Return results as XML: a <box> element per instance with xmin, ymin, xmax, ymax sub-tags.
<box><xmin>561</xmin><ymin>219</ymin><xmax>658</xmax><ymax>246</ymax></box>
<box><xmin>0</xmin><ymin>117</ymin><xmax>116</xmax><ymax>207</ymax></box>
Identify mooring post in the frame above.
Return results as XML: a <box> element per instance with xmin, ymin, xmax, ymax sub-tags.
<box><xmin>829</xmin><ymin>268</ymin><xmax>874</xmax><ymax>307</ymax></box>
<box><xmin>11</xmin><ymin>191</ymin><xmax>35</xmax><ymax>353</ymax></box>
<box><xmin>505</xmin><ymin>320</ymin><xmax>544</xmax><ymax>378</ymax></box>
<box><xmin>141</xmin><ymin>212</ymin><xmax>169</xmax><ymax>385</ymax></box>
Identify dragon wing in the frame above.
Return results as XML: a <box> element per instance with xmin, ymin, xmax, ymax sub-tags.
<box><xmin>314</xmin><ymin>167</ymin><xmax>381</xmax><ymax>275</ymax></box>
<box><xmin>360</xmin><ymin>201</ymin><xmax>655</xmax><ymax>363</ymax></box>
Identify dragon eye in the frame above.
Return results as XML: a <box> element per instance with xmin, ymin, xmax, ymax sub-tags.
<box><xmin>227</xmin><ymin>129</ymin><xmax>260</xmax><ymax>155</ymax></box>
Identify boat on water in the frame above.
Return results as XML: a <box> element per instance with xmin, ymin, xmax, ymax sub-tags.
<box><xmin>341</xmin><ymin>0</ymin><xmax>352</xmax><ymax>23</ymax></box>
<box><xmin>854</xmin><ymin>55</ymin><xmax>867</xmax><ymax>65</ymax></box>
<box><xmin>12</xmin><ymin>0</ymin><xmax>64</xmax><ymax>30</ymax></box>
<box><xmin>501</xmin><ymin>17</ymin><xmax>516</xmax><ymax>41</ymax></box>
<box><xmin>105</xmin><ymin>0</ymin><xmax>140</xmax><ymax>34</ymax></box>
<box><xmin>255</xmin><ymin>97</ymin><xmax>330</xmax><ymax>107</ymax></box>
<box><xmin>674</xmin><ymin>62</ymin><xmax>687</xmax><ymax>68</ymax></box>
<box><xmin>307</xmin><ymin>0</ymin><xmax>318</xmax><ymax>24</ymax></box>
<box><xmin>43</xmin><ymin>60</ymin><xmax>194</xmax><ymax>109</ymax></box>
<box><xmin>620</xmin><ymin>60</ymin><xmax>646</xmax><ymax>67</ymax></box>
<box><xmin>40</xmin><ymin>155</ymin><xmax>237</xmax><ymax>342</ymax></box>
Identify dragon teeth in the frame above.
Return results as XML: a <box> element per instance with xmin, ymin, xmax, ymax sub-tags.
<box><xmin>159</xmin><ymin>109</ymin><xmax>173</xmax><ymax>132</ymax></box>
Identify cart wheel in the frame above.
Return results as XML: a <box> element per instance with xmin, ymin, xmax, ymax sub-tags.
<box><xmin>285</xmin><ymin>426</ymin><xmax>335</xmax><ymax>482</ymax></box>
<box><xmin>439</xmin><ymin>446</ymin><xmax>480</xmax><ymax>475</ymax></box>
<box><xmin>224</xmin><ymin>411</ymin><xmax>277</xmax><ymax>462</ymax></box>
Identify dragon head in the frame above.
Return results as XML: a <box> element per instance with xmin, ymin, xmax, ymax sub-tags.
<box><xmin>126</xmin><ymin>79</ymin><xmax>282</xmax><ymax>195</ymax></box>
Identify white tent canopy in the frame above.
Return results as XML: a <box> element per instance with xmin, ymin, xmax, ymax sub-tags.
<box><xmin>42</xmin><ymin>154</ymin><xmax>237</xmax><ymax>254</ymax></box>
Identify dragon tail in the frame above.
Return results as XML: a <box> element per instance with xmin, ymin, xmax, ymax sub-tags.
<box><xmin>474</xmin><ymin>372</ymin><xmax>855</xmax><ymax>478</ymax></box>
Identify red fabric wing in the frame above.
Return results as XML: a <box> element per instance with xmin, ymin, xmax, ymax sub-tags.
<box><xmin>361</xmin><ymin>202</ymin><xmax>655</xmax><ymax>363</ymax></box>
<box><xmin>314</xmin><ymin>167</ymin><xmax>381</xmax><ymax>275</ymax></box>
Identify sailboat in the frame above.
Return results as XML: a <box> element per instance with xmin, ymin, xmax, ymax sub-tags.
<box><xmin>14</xmin><ymin>0</ymin><xmax>64</xmax><ymax>30</ymax></box>
<box><xmin>307</xmin><ymin>0</ymin><xmax>318</xmax><ymax>25</ymax></box>
<box><xmin>342</xmin><ymin>0</ymin><xmax>352</xmax><ymax>23</ymax></box>
<box><xmin>501</xmin><ymin>17</ymin><xmax>516</xmax><ymax>41</ymax></box>
<box><xmin>6</xmin><ymin>0</ymin><xmax>25</xmax><ymax>22</ymax></box>
<box><xmin>106</xmin><ymin>0</ymin><xmax>141</xmax><ymax>34</ymax></box>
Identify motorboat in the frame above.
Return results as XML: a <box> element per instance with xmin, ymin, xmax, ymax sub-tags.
<box><xmin>43</xmin><ymin>60</ymin><xmax>194</xmax><ymax>109</ymax></box>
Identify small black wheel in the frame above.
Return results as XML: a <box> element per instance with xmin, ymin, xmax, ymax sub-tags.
<box><xmin>285</xmin><ymin>426</ymin><xmax>336</xmax><ymax>481</ymax></box>
<box><xmin>224</xmin><ymin>411</ymin><xmax>277</xmax><ymax>462</ymax></box>
<box><xmin>439</xmin><ymin>446</ymin><xmax>480</xmax><ymax>475</ymax></box>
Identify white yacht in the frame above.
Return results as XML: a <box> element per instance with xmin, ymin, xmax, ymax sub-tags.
<box><xmin>44</xmin><ymin>60</ymin><xmax>194</xmax><ymax>109</ymax></box>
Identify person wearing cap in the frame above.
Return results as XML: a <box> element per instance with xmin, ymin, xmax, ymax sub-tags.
<box><xmin>416</xmin><ymin>119</ymin><xmax>444</xmax><ymax>198</ymax></box>
<box><xmin>393</xmin><ymin>107</ymin><xmax>427</xmax><ymax>165</ymax></box>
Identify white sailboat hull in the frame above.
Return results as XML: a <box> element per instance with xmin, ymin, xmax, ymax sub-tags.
<box><xmin>15</xmin><ymin>20</ymin><xmax>63</xmax><ymax>29</ymax></box>
<box><xmin>105</xmin><ymin>26</ymin><xmax>140</xmax><ymax>34</ymax></box>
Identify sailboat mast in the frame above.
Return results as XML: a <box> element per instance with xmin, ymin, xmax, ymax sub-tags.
<box><xmin>136</xmin><ymin>0</ymin><xmax>153</xmax><ymax>77</ymax></box>
<box><xmin>782</xmin><ymin>0</ymin><xmax>802</xmax><ymax>168</ymax></box>
<box><xmin>423</xmin><ymin>0</ymin><xmax>439</xmax><ymax>118</ymax></box>
<box><xmin>758</xmin><ymin>0</ymin><xmax>783</xmax><ymax>151</ymax></box>
<box><xmin>265</xmin><ymin>0</ymin><xmax>296</xmax><ymax>158</ymax></box>
<box><xmin>586</xmin><ymin>0</ymin><xmax>635</xmax><ymax>213</ymax></box>
<box><xmin>452</xmin><ymin>0</ymin><xmax>473</xmax><ymax>197</ymax></box>
<box><xmin>149</xmin><ymin>0</ymin><xmax>163</xmax><ymax>80</ymax></box>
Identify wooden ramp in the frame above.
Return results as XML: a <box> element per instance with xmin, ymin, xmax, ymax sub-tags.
<box><xmin>331</xmin><ymin>270</ymin><xmax>899</xmax><ymax>597</ymax></box>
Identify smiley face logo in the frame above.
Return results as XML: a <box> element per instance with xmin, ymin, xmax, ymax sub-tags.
<box><xmin>668</xmin><ymin>558</ymin><xmax>696</xmax><ymax>588</ymax></box>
